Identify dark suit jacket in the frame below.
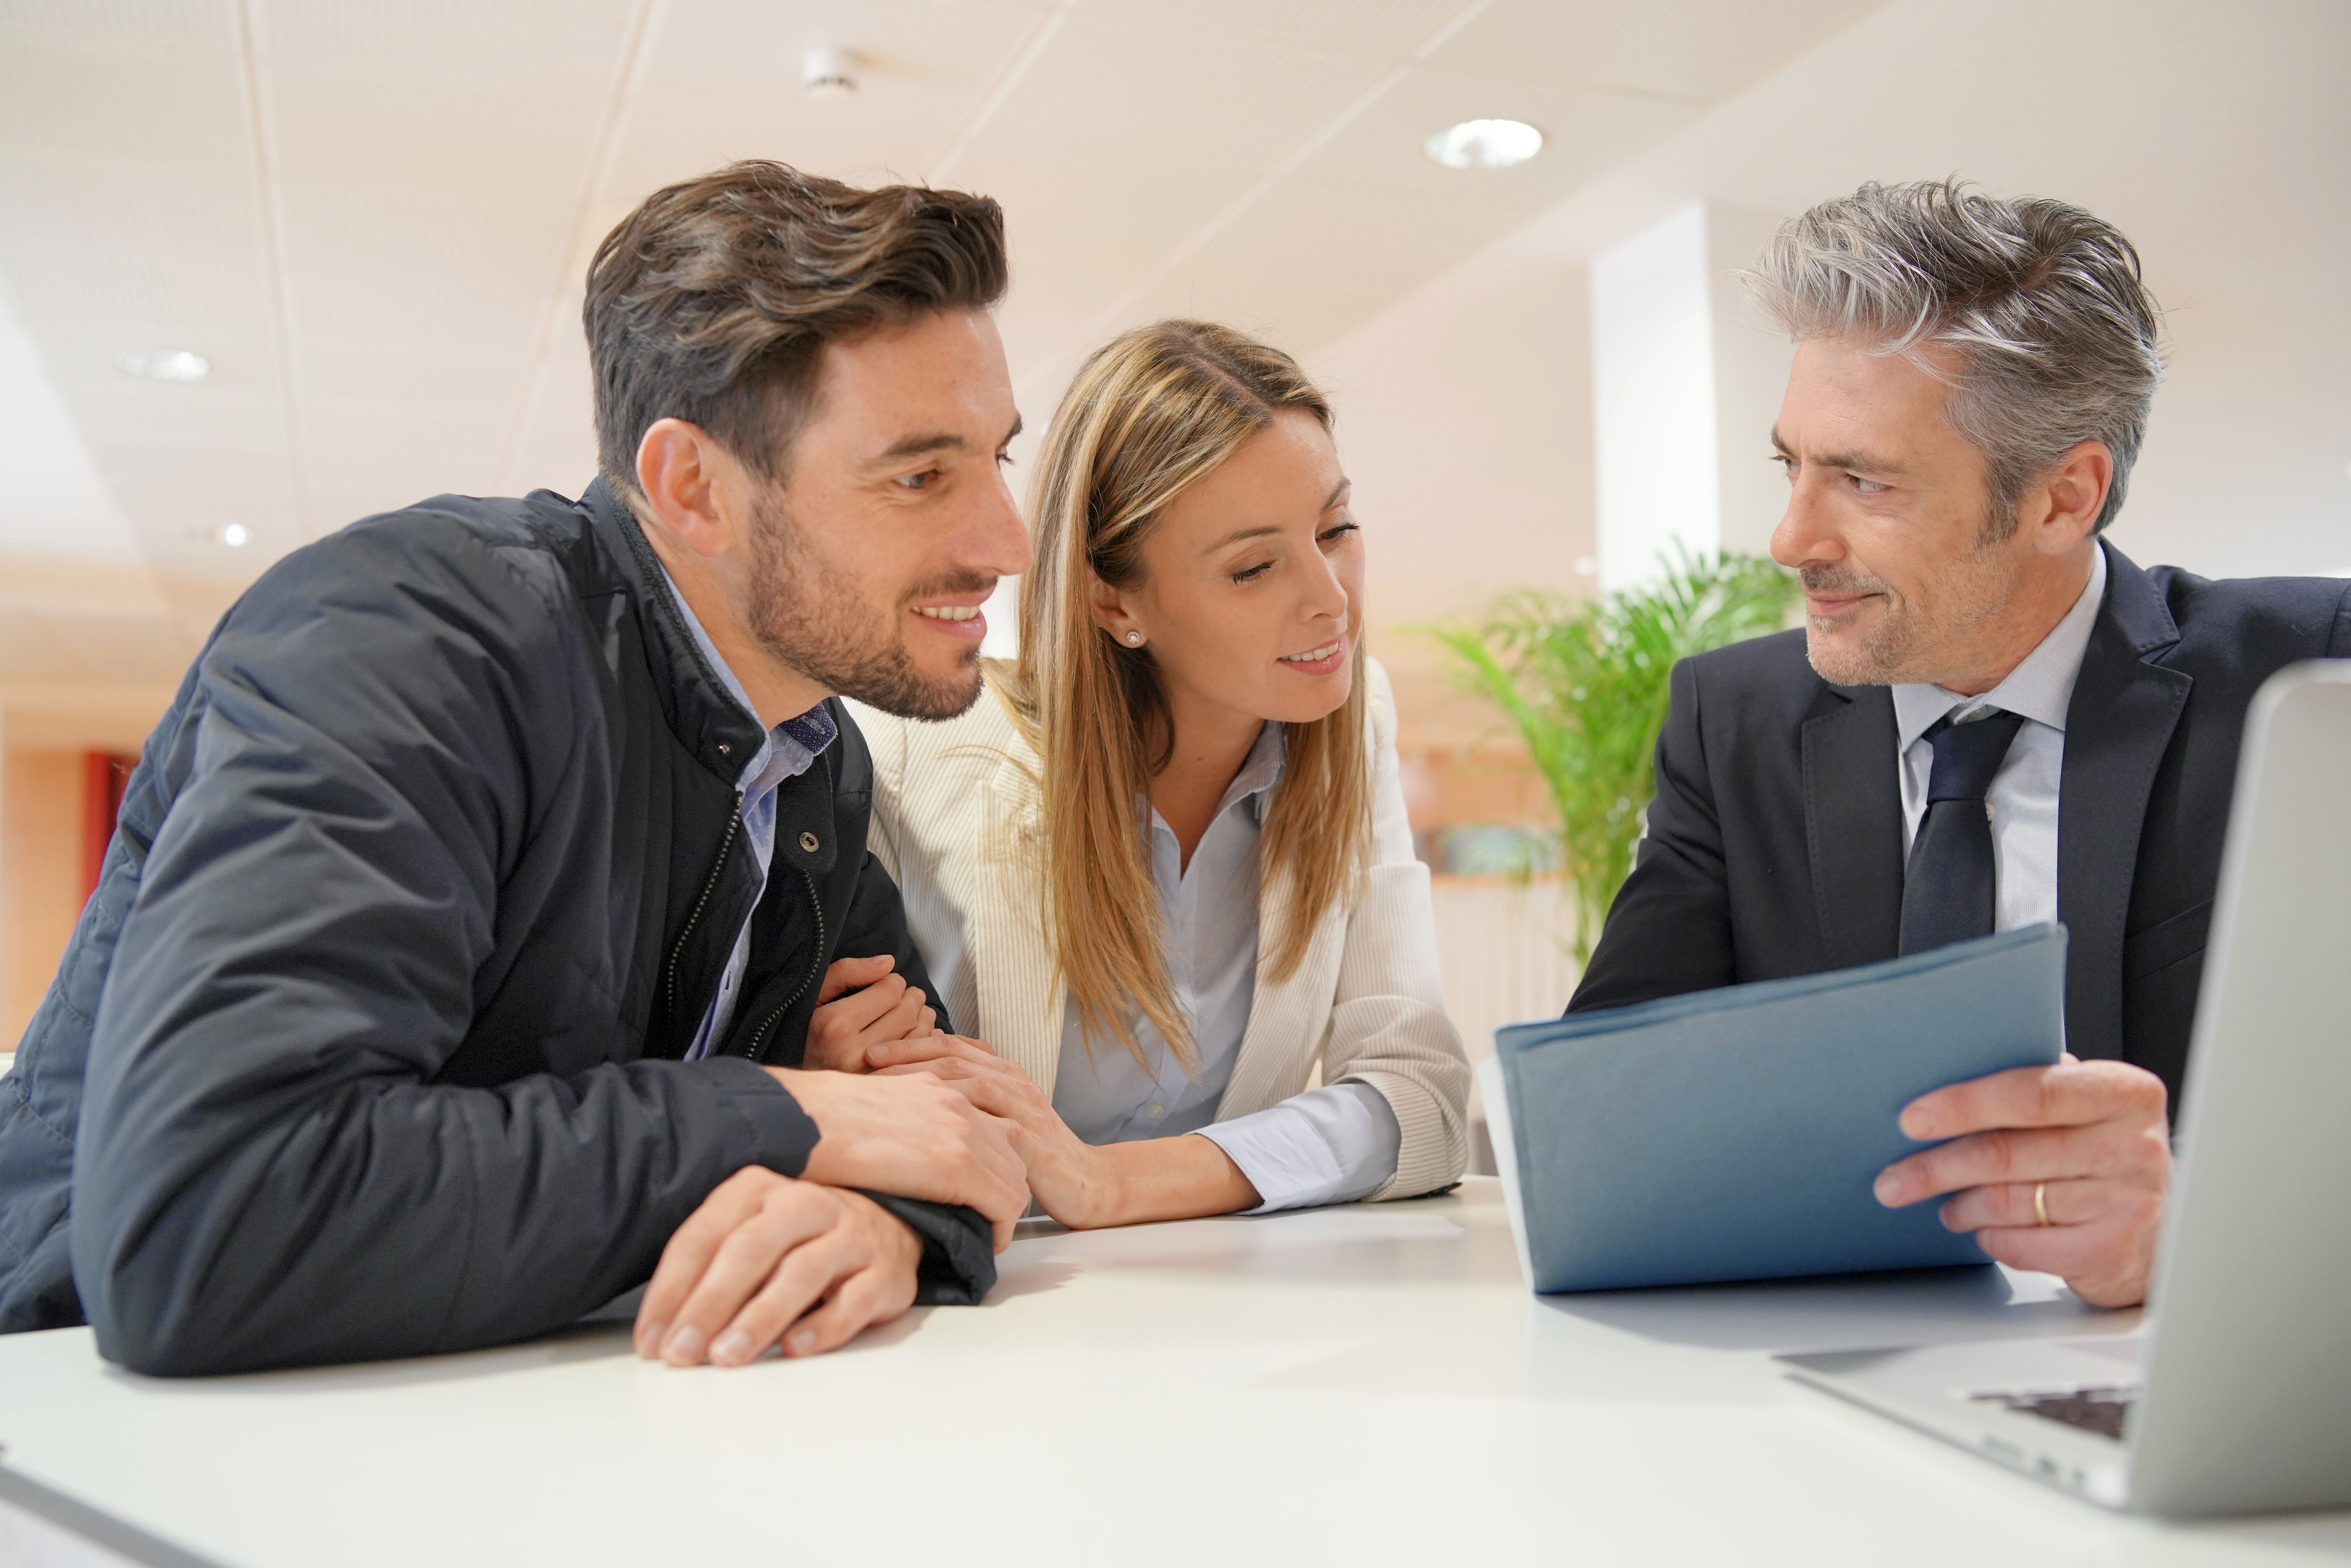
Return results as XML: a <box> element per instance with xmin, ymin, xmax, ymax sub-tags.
<box><xmin>1569</xmin><ymin>542</ymin><xmax>2351</xmax><ymax>1113</ymax></box>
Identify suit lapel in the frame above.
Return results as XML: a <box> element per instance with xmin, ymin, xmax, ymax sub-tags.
<box><xmin>2058</xmin><ymin>544</ymin><xmax>2190</xmax><ymax>1062</ymax></box>
<box><xmin>1219</xmin><ymin>864</ymin><xmax>1343</xmax><ymax>1119</ymax></box>
<box><xmin>1801</xmin><ymin>683</ymin><xmax>1906</xmax><ymax>972</ymax></box>
<box><xmin>971</xmin><ymin>750</ymin><xmax>1067</xmax><ymax>1097</ymax></box>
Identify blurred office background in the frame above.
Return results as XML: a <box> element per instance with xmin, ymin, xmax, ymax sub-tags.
<box><xmin>4</xmin><ymin>0</ymin><xmax>2346</xmax><ymax>1109</ymax></box>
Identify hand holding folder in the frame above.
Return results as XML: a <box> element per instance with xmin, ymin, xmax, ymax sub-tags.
<box><xmin>1484</xmin><ymin>925</ymin><xmax>2068</xmax><ymax>1293</ymax></box>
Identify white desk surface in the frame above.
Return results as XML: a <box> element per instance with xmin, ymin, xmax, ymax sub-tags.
<box><xmin>1</xmin><ymin>1178</ymin><xmax>2344</xmax><ymax>1567</ymax></box>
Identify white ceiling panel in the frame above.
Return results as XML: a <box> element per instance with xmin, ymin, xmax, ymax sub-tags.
<box><xmin>1434</xmin><ymin>0</ymin><xmax>1887</xmax><ymax>100</ymax></box>
<box><xmin>0</xmin><ymin>37</ymin><xmax>245</xmax><ymax>167</ymax></box>
<box><xmin>1</xmin><ymin>0</ymin><xmax>238</xmax><ymax>61</ymax></box>
<box><xmin>965</xmin><ymin>12</ymin><xmax>1391</xmax><ymax>175</ymax></box>
<box><xmin>1079</xmin><ymin>0</ymin><xmax>1469</xmax><ymax>60</ymax></box>
<box><xmin>256</xmin><ymin>0</ymin><xmax>640</xmax><ymax>84</ymax></box>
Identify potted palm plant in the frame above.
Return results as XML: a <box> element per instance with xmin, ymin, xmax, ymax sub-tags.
<box><xmin>1430</xmin><ymin>552</ymin><xmax>1798</xmax><ymax>961</ymax></box>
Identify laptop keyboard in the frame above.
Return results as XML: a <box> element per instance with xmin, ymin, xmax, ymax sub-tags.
<box><xmin>1972</xmin><ymin>1384</ymin><xmax>2138</xmax><ymax>1440</ymax></box>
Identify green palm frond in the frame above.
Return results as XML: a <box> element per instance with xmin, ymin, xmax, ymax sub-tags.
<box><xmin>1427</xmin><ymin>550</ymin><xmax>1799</xmax><ymax>961</ymax></box>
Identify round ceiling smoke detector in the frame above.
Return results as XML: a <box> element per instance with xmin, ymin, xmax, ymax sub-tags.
<box><xmin>1423</xmin><ymin>118</ymin><xmax>1544</xmax><ymax>170</ymax></box>
<box><xmin>117</xmin><ymin>349</ymin><xmax>211</xmax><ymax>382</ymax></box>
<box><xmin>803</xmin><ymin>46</ymin><xmax>858</xmax><ymax>100</ymax></box>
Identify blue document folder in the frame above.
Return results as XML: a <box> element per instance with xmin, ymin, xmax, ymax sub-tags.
<box><xmin>1483</xmin><ymin>924</ymin><xmax>2067</xmax><ymax>1293</ymax></box>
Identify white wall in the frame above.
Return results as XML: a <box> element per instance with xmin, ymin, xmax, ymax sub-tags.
<box><xmin>1308</xmin><ymin>233</ymin><xmax>1597</xmax><ymax>743</ymax></box>
<box><xmin>1590</xmin><ymin>203</ymin><xmax>1721</xmax><ymax>592</ymax></box>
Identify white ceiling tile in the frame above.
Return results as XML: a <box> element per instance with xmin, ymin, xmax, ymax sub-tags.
<box><xmin>0</xmin><ymin>33</ymin><xmax>246</xmax><ymax>166</ymax></box>
<box><xmin>1</xmin><ymin>0</ymin><xmax>240</xmax><ymax>62</ymax></box>
<box><xmin>960</xmin><ymin>12</ymin><xmax>1392</xmax><ymax>174</ymax></box>
<box><xmin>0</xmin><ymin>152</ymin><xmax>264</xmax><ymax>262</ymax></box>
<box><xmin>40</xmin><ymin>379</ymin><xmax>290</xmax><ymax>455</ymax></box>
<box><xmin>268</xmin><ymin>72</ymin><xmax>607</xmax><ymax>192</ymax></box>
<box><xmin>1076</xmin><ymin>0</ymin><xmax>1465</xmax><ymax>60</ymax></box>
<box><xmin>299</xmin><ymin>344</ymin><xmax>520</xmax><ymax>412</ymax></box>
<box><xmin>0</xmin><ymin>249</ymin><xmax>278</xmax><ymax>375</ymax></box>
<box><xmin>302</xmin><ymin>398</ymin><xmax>507</xmax><ymax>496</ymax></box>
<box><xmin>295</xmin><ymin>268</ymin><xmax>546</xmax><ymax>361</ymax></box>
<box><xmin>257</xmin><ymin>0</ymin><xmax>641</xmax><ymax>84</ymax></box>
<box><xmin>1430</xmin><ymin>0</ymin><xmax>1889</xmax><ymax>102</ymax></box>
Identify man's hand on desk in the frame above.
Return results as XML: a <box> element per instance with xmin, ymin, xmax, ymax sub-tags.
<box><xmin>1872</xmin><ymin>1055</ymin><xmax>2171</xmax><ymax>1308</ymax></box>
<box><xmin>634</xmin><ymin>1172</ymin><xmax>919</xmax><ymax>1366</ymax></box>
<box><xmin>770</xmin><ymin>1065</ymin><xmax>1027</xmax><ymax>1250</ymax></box>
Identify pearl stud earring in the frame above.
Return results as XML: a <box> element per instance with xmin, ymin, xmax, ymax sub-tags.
<box><xmin>1124</xmin><ymin>630</ymin><xmax>1144</xmax><ymax>646</ymax></box>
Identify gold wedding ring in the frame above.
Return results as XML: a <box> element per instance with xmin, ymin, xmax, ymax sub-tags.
<box><xmin>2033</xmin><ymin>1180</ymin><xmax>2051</xmax><ymax>1227</ymax></box>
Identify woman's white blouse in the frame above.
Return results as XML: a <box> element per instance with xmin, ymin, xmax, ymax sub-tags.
<box><xmin>1017</xmin><ymin>721</ymin><xmax>1402</xmax><ymax>1209</ymax></box>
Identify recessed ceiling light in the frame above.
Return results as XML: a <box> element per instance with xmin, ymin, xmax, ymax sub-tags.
<box><xmin>217</xmin><ymin>523</ymin><xmax>252</xmax><ymax>548</ymax></box>
<box><xmin>1424</xmin><ymin>118</ymin><xmax>1544</xmax><ymax>170</ymax></box>
<box><xmin>118</xmin><ymin>349</ymin><xmax>210</xmax><ymax>382</ymax></box>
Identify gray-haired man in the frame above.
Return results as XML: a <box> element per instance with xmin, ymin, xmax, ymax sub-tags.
<box><xmin>1572</xmin><ymin>181</ymin><xmax>2351</xmax><ymax>1308</ymax></box>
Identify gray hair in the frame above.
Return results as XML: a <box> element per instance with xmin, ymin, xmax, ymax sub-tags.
<box><xmin>1744</xmin><ymin>180</ymin><xmax>2163</xmax><ymax>534</ymax></box>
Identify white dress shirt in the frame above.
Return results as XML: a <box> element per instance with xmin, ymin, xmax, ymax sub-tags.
<box><xmin>658</xmin><ymin>567</ymin><xmax>835</xmax><ymax>1059</ymax></box>
<box><xmin>1048</xmin><ymin>721</ymin><xmax>1403</xmax><ymax>1213</ymax></box>
<box><xmin>1890</xmin><ymin>546</ymin><xmax>2106</xmax><ymax>934</ymax></box>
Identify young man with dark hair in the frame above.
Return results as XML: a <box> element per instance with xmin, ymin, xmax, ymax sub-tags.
<box><xmin>1573</xmin><ymin>181</ymin><xmax>2351</xmax><ymax>1309</ymax></box>
<box><xmin>0</xmin><ymin>161</ymin><xmax>1033</xmax><ymax>1375</ymax></box>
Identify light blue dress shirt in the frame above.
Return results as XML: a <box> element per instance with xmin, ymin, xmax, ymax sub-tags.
<box><xmin>1890</xmin><ymin>545</ymin><xmax>2106</xmax><ymax>935</ymax></box>
<box><xmin>657</xmin><ymin>566</ymin><xmax>836</xmax><ymax>1060</ymax></box>
<box><xmin>1052</xmin><ymin>722</ymin><xmax>1402</xmax><ymax>1213</ymax></box>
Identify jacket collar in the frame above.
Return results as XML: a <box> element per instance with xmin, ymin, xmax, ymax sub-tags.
<box><xmin>582</xmin><ymin>475</ymin><xmax>767</xmax><ymax>785</ymax></box>
<box><xmin>2056</xmin><ymin>539</ymin><xmax>2191</xmax><ymax>1061</ymax></box>
<box><xmin>1801</xmin><ymin>679</ymin><xmax>1906</xmax><ymax>972</ymax></box>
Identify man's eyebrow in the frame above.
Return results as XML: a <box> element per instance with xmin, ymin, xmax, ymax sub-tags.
<box><xmin>871</xmin><ymin>431</ymin><xmax>967</xmax><ymax>465</ymax></box>
<box><xmin>1769</xmin><ymin>427</ymin><xmax>1905</xmax><ymax>475</ymax></box>
<box><xmin>868</xmin><ymin>414</ymin><xmax>1024</xmax><ymax>469</ymax></box>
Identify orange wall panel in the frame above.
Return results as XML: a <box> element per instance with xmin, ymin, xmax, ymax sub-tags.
<box><xmin>4</xmin><ymin>749</ymin><xmax>87</xmax><ymax>1048</ymax></box>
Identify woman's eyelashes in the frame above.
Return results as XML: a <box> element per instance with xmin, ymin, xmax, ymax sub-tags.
<box><xmin>1231</xmin><ymin>520</ymin><xmax>1357</xmax><ymax>583</ymax></box>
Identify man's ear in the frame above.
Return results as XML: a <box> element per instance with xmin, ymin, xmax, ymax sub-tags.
<box><xmin>635</xmin><ymin>418</ymin><xmax>735</xmax><ymax>559</ymax></box>
<box><xmin>2029</xmin><ymin>440</ymin><xmax>2114</xmax><ymax>554</ymax></box>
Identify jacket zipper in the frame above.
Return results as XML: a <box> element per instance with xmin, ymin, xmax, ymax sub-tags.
<box><xmin>664</xmin><ymin>794</ymin><xmax>743</xmax><ymax>1022</ymax></box>
<box><xmin>742</xmin><ymin>868</ymin><xmax>826</xmax><ymax>1064</ymax></box>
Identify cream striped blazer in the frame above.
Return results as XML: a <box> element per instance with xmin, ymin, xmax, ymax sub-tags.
<box><xmin>846</xmin><ymin>657</ymin><xmax>1469</xmax><ymax>1201</ymax></box>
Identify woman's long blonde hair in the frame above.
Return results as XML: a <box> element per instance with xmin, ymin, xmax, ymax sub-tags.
<box><xmin>991</xmin><ymin>320</ymin><xmax>1371</xmax><ymax>1073</ymax></box>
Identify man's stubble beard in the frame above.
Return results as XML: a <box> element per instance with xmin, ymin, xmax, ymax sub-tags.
<box><xmin>1801</xmin><ymin>510</ymin><xmax>2020</xmax><ymax>688</ymax></box>
<box><xmin>745</xmin><ymin>493</ymin><xmax>990</xmax><ymax>722</ymax></box>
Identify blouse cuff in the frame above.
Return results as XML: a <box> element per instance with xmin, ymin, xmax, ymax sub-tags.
<box><xmin>1198</xmin><ymin>1081</ymin><xmax>1401</xmax><ymax>1213</ymax></box>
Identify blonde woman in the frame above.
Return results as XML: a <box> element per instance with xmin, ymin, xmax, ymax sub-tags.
<box><xmin>832</xmin><ymin>320</ymin><xmax>1467</xmax><ymax>1227</ymax></box>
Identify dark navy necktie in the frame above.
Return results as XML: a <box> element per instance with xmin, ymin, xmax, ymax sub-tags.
<box><xmin>1897</xmin><ymin>709</ymin><xmax>2028</xmax><ymax>956</ymax></box>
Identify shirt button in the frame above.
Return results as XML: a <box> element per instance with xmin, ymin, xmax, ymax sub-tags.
<box><xmin>1144</xmin><ymin>1103</ymin><xmax>1166</xmax><ymax>1120</ymax></box>
<box><xmin>799</xmin><ymin>831</ymin><xmax>820</xmax><ymax>853</ymax></box>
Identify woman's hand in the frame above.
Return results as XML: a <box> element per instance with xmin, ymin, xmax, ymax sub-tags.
<box><xmin>867</xmin><ymin>1037</ymin><xmax>1124</xmax><ymax>1227</ymax></box>
<box><xmin>800</xmin><ymin>955</ymin><xmax>937</xmax><ymax>1072</ymax></box>
<box><xmin>868</xmin><ymin>1037</ymin><xmax>1260</xmax><ymax>1228</ymax></box>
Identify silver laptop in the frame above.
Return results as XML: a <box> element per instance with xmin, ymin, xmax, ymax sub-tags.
<box><xmin>1778</xmin><ymin>659</ymin><xmax>2351</xmax><ymax>1516</ymax></box>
